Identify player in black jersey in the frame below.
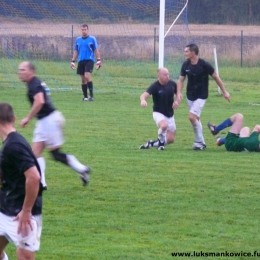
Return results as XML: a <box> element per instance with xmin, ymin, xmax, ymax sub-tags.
<box><xmin>18</xmin><ymin>61</ymin><xmax>91</xmax><ymax>187</ymax></box>
<box><xmin>0</xmin><ymin>102</ymin><xmax>43</xmax><ymax>260</ymax></box>
<box><xmin>177</xmin><ymin>43</ymin><xmax>230</xmax><ymax>150</ymax></box>
<box><xmin>139</xmin><ymin>67</ymin><xmax>179</xmax><ymax>151</ymax></box>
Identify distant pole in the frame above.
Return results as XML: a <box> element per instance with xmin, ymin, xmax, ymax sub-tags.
<box><xmin>71</xmin><ymin>25</ymin><xmax>74</xmax><ymax>56</ymax></box>
<box><xmin>154</xmin><ymin>27</ymin><xmax>156</xmax><ymax>63</ymax></box>
<box><xmin>213</xmin><ymin>46</ymin><xmax>222</xmax><ymax>95</ymax></box>
<box><xmin>240</xmin><ymin>30</ymin><xmax>243</xmax><ymax>67</ymax></box>
<box><xmin>159</xmin><ymin>0</ymin><xmax>165</xmax><ymax>68</ymax></box>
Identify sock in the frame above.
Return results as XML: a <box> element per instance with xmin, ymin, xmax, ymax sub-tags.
<box><xmin>67</xmin><ymin>155</ymin><xmax>86</xmax><ymax>174</ymax></box>
<box><xmin>88</xmin><ymin>81</ymin><xmax>93</xmax><ymax>97</ymax></box>
<box><xmin>2</xmin><ymin>252</ymin><xmax>9</xmax><ymax>260</ymax></box>
<box><xmin>82</xmin><ymin>84</ymin><xmax>88</xmax><ymax>98</ymax></box>
<box><xmin>37</xmin><ymin>157</ymin><xmax>47</xmax><ymax>188</ymax></box>
<box><xmin>215</xmin><ymin>118</ymin><xmax>232</xmax><ymax>133</ymax></box>
<box><xmin>193</xmin><ymin>120</ymin><xmax>205</xmax><ymax>143</ymax></box>
<box><xmin>158</xmin><ymin>128</ymin><xmax>166</xmax><ymax>144</ymax></box>
<box><xmin>220</xmin><ymin>137</ymin><xmax>226</xmax><ymax>144</ymax></box>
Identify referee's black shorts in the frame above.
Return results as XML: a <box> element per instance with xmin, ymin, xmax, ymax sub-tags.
<box><xmin>77</xmin><ymin>60</ymin><xmax>94</xmax><ymax>75</ymax></box>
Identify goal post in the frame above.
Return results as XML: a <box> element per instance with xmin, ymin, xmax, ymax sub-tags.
<box><xmin>159</xmin><ymin>0</ymin><xmax>189</xmax><ymax>68</ymax></box>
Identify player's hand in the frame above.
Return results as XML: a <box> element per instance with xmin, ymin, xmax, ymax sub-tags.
<box><xmin>70</xmin><ymin>62</ymin><xmax>75</xmax><ymax>70</ymax></box>
<box><xmin>173</xmin><ymin>101</ymin><xmax>179</xmax><ymax>109</ymax></box>
<box><xmin>141</xmin><ymin>100</ymin><xmax>147</xmax><ymax>107</ymax></box>
<box><xmin>223</xmin><ymin>91</ymin><xmax>230</xmax><ymax>102</ymax></box>
<box><xmin>96</xmin><ymin>59</ymin><xmax>102</xmax><ymax>70</ymax></box>
<box><xmin>20</xmin><ymin>117</ymin><xmax>30</xmax><ymax>128</ymax></box>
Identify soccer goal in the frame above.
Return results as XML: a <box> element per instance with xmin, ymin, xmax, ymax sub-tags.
<box><xmin>0</xmin><ymin>0</ymin><xmax>190</xmax><ymax>89</ymax></box>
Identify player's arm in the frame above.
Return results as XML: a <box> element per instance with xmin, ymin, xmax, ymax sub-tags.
<box><xmin>176</xmin><ymin>75</ymin><xmax>185</xmax><ymax>104</ymax></box>
<box><xmin>140</xmin><ymin>92</ymin><xmax>150</xmax><ymax>107</ymax></box>
<box><xmin>20</xmin><ymin>92</ymin><xmax>44</xmax><ymax>128</ymax></box>
<box><xmin>95</xmin><ymin>49</ymin><xmax>102</xmax><ymax>69</ymax></box>
<box><xmin>71</xmin><ymin>50</ymin><xmax>78</xmax><ymax>69</ymax></box>
<box><xmin>71</xmin><ymin>50</ymin><xmax>78</xmax><ymax>63</ymax></box>
<box><xmin>211</xmin><ymin>71</ymin><xmax>230</xmax><ymax>102</ymax></box>
<box><xmin>15</xmin><ymin>166</ymin><xmax>41</xmax><ymax>236</ymax></box>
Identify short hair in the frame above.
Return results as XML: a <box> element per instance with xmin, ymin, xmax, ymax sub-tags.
<box><xmin>186</xmin><ymin>43</ymin><xmax>199</xmax><ymax>55</ymax></box>
<box><xmin>27</xmin><ymin>61</ymin><xmax>36</xmax><ymax>71</ymax></box>
<box><xmin>81</xmin><ymin>23</ymin><xmax>89</xmax><ymax>29</ymax></box>
<box><xmin>0</xmin><ymin>103</ymin><xmax>15</xmax><ymax>124</ymax></box>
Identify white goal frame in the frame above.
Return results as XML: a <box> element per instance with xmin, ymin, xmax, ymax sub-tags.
<box><xmin>158</xmin><ymin>0</ymin><xmax>189</xmax><ymax>68</ymax></box>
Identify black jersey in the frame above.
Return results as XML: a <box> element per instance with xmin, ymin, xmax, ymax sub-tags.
<box><xmin>27</xmin><ymin>77</ymin><xmax>55</xmax><ymax>119</ymax></box>
<box><xmin>0</xmin><ymin>132</ymin><xmax>42</xmax><ymax>216</ymax></box>
<box><xmin>146</xmin><ymin>80</ymin><xmax>177</xmax><ymax>117</ymax></box>
<box><xmin>180</xmin><ymin>58</ymin><xmax>215</xmax><ymax>101</ymax></box>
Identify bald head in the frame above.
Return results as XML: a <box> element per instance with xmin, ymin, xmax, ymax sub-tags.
<box><xmin>157</xmin><ymin>67</ymin><xmax>170</xmax><ymax>85</ymax></box>
<box><xmin>18</xmin><ymin>61</ymin><xmax>36</xmax><ymax>83</ymax></box>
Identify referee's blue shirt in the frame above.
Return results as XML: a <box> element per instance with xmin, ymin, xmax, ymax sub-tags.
<box><xmin>75</xmin><ymin>36</ymin><xmax>98</xmax><ymax>62</ymax></box>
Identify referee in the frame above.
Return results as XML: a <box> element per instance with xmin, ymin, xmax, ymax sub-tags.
<box><xmin>71</xmin><ymin>23</ymin><xmax>102</xmax><ymax>101</ymax></box>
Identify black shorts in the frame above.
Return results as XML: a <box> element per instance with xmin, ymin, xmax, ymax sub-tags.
<box><xmin>77</xmin><ymin>60</ymin><xmax>94</xmax><ymax>75</ymax></box>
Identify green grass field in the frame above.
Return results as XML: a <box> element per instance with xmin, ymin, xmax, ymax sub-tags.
<box><xmin>1</xmin><ymin>60</ymin><xmax>260</xmax><ymax>260</ymax></box>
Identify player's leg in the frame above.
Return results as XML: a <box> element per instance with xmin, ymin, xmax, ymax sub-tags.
<box><xmin>229</xmin><ymin>113</ymin><xmax>243</xmax><ymax>135</ymax></box>
<box><xmin>188</xmin><ymin>99</ymin><xmax>206</xmax><ymax>150</ymax></box>
<box><xmin>239</xmin><ymin>126</ymin><xmax>250</xmax><ymax>137</ymax></box>
<box><xmin>32</xmin><ymin>121</ymin><xmax>47</xmax><ymax>189</ymax></box>
<box><xmin>46</xmin><ymin>112</ymin><xmax>91</xmax><ymax>186</ymax></box>
<box><xmin>165</xmin><ymin>116</ymin><xmax>176</xmax><ymax>145</ymax></box>
<box><xmin>0</xmin><ymin>236</ymin><xmax>9</xmax><ymax>260</ymax></box>
<box><xmin>16</xmin><ymin>215</ymin><xmax>42</xmax><ymax>260</ymax></box>
<box><xmin>84</xmin><ymin>61</ymin><xmax>95</xmax><ymax>101</ymax></box>
<box><xmin>77</xmin><ymin>61</ymin><xmax>88</xmax><ymax>100</ymax></box>
<box><xmin>208</xmin><ymin>117</ymin><xmax>233</xmax><ymax>135</ymax></box>
<box><xmin>139</xmin><ymin>112</ymin><xmax>167</xmax><ymax>150</ymax></box>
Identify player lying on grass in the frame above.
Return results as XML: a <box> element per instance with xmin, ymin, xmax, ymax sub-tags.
<box><xmin>208</xmin><ymin>113</ymin><xmax>260</xmax><ymax>152</ymax></box>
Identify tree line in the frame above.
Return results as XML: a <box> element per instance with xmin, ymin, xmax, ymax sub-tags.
<box><xmin>1</xmin><ymin>0</ymin><xmax>260</xmax><ymax>25</ymax></box>
<box><xmin>188</xmin><ymin>0</ymin><xmax>260</xmax><ymax>25</ymax></box>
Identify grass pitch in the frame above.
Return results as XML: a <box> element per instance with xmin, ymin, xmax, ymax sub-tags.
<box><xmin>1</xmin><ymin>61</ymin><xmax>260</xmax><ymax>260</ymax></box>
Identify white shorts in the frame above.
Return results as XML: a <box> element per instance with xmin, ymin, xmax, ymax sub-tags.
<box><xmin>0</xmin><ymin>212</ymin><xmax>42</xmax><ymax>252</ymax></box>
<box><xmin>153</xmin><ymin>112</ymin><xmax>176</xmax><ymax>132</ymax></box>
<box><xmin>33</xmin><ymin>110</ymin><xmax>65</xmax><ymax>148</ymax></box>
<box><xmin>187</xmin><ymin>99</ymin><xmax>206</xmax><ymax>117</ymax></box>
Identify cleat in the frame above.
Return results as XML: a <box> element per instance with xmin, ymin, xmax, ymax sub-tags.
<box><xmin>42</xmin><ymin>186</ymin><xmax>48</xmax><ymax>191</ymax></box>
<box><xmin>207</xmin><ymin>121</ymin><xmax>218</xmax><ymax>135</ymax></box>
<box><xmin>157</xmin><ymin>140</ymin><xmax>165</xmax><ymax>151</ymax></box>
<box><xmin>139</xmin><ymin>140</ymin><xmax>153</xmax><ymax>149</ymax></box>
<box><xmin>79</xmin><ymin>166</ymin><xmax>91</xmax><ymax>186</ymax></box>
<box><xmin>83</xmin><ymin>97</ymin><xmax>88</xmax><ymax>101</ymax></box>
<box><xmin>216</xmin><ymin>137</ymin><xmax>225</xmax><ymax>146</ymax></box>
<box><xmin>193</xmin><ymin>142</ymin><xmax>206</xmax><ymax>150</ymax></box>
<box><xmin>158</xmin><ymin>146</ymin><xmax>165</xmax><ymax>151</ymax></box>
<box><xmin>88</xmin><ymin>97</ymin><xmax>94</xmax><ymax>101</ymax></box>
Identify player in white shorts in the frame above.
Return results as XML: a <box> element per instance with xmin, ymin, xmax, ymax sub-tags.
<box><xmin>139</xmin><ymin>67</ymin><xmax>178</xmax><ymax>151</ymax></box>
<box><xmin>0</xmin><ymin>103</ymin><xmax>43</xmax><ymax>260</ymax></box>
<box><xmin>177</xmin><ymin>43</ymin><xmax>230</xmax><ymax>150</ymax></box>
<box><xmin>18</xmin><ymin>61</ymin><xmax>91</xmax><ymax>188</ymax></box>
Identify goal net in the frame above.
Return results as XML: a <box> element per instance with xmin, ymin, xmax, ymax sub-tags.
<box><xmin>0</xmin><ymin>0</ymin><xmax>190</xmax><ymax>90</ymax></box>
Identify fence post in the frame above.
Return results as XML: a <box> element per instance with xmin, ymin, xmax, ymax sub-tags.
<box><xmin>154</xmin><ymin>27</ymin><xmax>156</xmax><ymax>63</ymax></box>
<box><xmin>240</xmin><ymin>30</ymin><xmax>243</xmax><ymax>67</ymax></box>
<box><xmin>71</xmin><ymin>25</ymin><xmax>74</xmax><ymax>57</ymax></box>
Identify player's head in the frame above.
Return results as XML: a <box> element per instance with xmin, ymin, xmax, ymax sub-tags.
<box><xmin>18</xmin><ymin>61</ymin><xmax>36</xmax><ymax>83</ymax></box>
<box><xmin>0</xmin><ymin>102</ymin><xmax>15</xmax><ymax>124</ymax></box>
<box><xmin>157</xmin><ymin>67</ymin><xmax>170</xmax><ymax>85</ymax></box>
<box><xmin>186</xmin><ymin>43</ymin><xmax>199</xmax><ymax>55</ymax></box>
<box><xmin>81</xmin><ymin>23</ymin><xmax>89</xmax><ymax>37</ymax></box>
<box><xmin>184</xmin><ymin>43</ymin><xmax>199</xmax><ymax>60</ymax></box>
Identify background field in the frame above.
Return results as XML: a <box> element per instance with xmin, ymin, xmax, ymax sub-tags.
<box><xmin>1</xmin><ymin>60</ymin><xmax>260</xmax><ymax>259</ymax></box>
